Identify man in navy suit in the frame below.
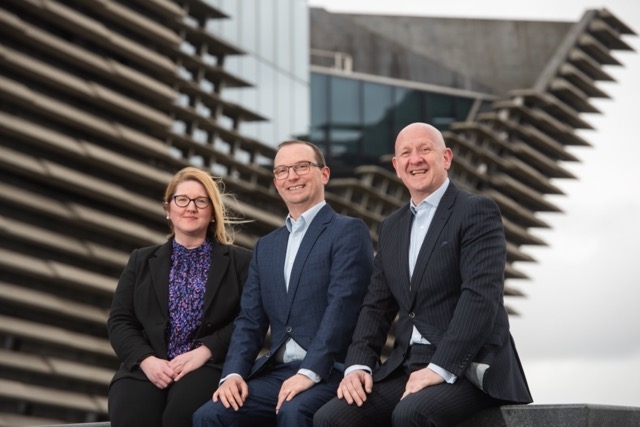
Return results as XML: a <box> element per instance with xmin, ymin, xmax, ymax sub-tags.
<box><xmin>314</xmin><ymin>123</ymin><xmax>532</xmax><ymax>427</ymax></box>
<box><xmin>193</xmin><ymin>140</ymin><xmax>374</xmax><ymax>427</ymax></box>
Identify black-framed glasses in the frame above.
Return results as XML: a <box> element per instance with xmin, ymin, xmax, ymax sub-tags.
<box><xmin>273</xmin><ymin>161</ymin><xmax>324</xmax><ymax>180</ymax></box>
<box><xmin>172</xmin><ymin>195</ymin><xmax>211</xmax><ymax>209</ymax></box>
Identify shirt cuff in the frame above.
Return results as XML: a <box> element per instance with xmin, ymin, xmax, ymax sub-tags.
<box><xmin>219</xmin><ymin>372</ymin><xmax>242</xmax><ymax>385</ymax></box>
<box><xmin>298</xmin><ymin>368</ymin><xmax>321</xmax><ymax>383</ymax></box>
<box><xmin>428</xmin><ymin>363</ymin><xmax>457</xmax><ymax>384</ymax></box>
<box><xmin>344</xmin><ymin>364</ymin><xmax>372</xmax><ymax>377</ymax></box>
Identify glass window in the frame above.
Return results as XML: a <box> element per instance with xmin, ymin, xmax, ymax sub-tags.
<box><xmin>330</xmin><ymin>77</ymin><xmax>360</xmax><ymax>126</ymax></box>
<box><xmin>258</xmin><ymin>0</ymin><xmax>276</xmax><ymax>63</ymax></box>
<box><xmin>311</xmin><ymin>74</ymin><xmax>328</xmax><ymax>127</ymax></box>
<box><xmin>219</xmin><ymin>0</ymin><xmax>239</xmax><ymax>41</ymax></box>
<box><xmin>275</xmin><ymin>0</ymin><xmax>291</xmax><ymax>74</ymax></box>
<box><xmin>426</xmin><ymin>93</ymin><xmax>455</xmax><ymax>129</ymax></box>
<box><xmin>275</xmin><ymin>71</ymin><xmax>292</xmax><ymax>141</ymax></box>
<box><xmin>292</xmin><ymin>80</ymin><xmax>310</xmax><ymax>139</ymax></box>
<box><xmin>292</xmin><ymin>0</ymin><xmax>309</xmax><ymax>81</ymax></box>
<box><xmin>256</xmin><ymin>61</ymin><xmax>276</xmax><ymax>143</ymax></box>
<box><xmin>455</xmin><ymin>96</ymin><xmax>474</xmax><ymax>121</ymax></box>
<box><xmin>393</xmin><ymin>88</ymin><xmax>423</xmax><ymax>135</ymax></box>
<box><xmin>329</xmin><ymin>77</ymin><xmax>362</xmax><ymax>162</ymax></box>
<box><xmin>310</xmin><ymin>74</ymin><xmax>328</xmax><ymax>148</ymax></box>
<box><xmin>363</xmin><ymin>82</ymin><xmax>393</xmax><ymax>160</ymax></box>
<box><xmin>238</xmin><ymin>0</ymin><xmax>258</xmax><ymax>54</ymax></box>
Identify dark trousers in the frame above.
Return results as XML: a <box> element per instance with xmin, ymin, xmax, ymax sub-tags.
<box><xmin>193</xmin><ymin>361</ymin><xmax>342</xmax><ymax>427</ymax></box>
<box><xmin>314</xmin><ymin>346</ymin><xmax>502</xmax><ymax>427</ymax></box>
<box><xmin>108</xmin><ymin>364</ymin><xmax>221</xmax><ymax>427</ymax></box>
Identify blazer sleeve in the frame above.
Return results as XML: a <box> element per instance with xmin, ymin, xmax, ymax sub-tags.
<box><xmin>345</xmin><ymin>216</ymin><xmax>401</xmax><ymax>370</ymax></box>
<box><xmin>221</xmin><ymin>242</ymin><xmax>272</xmax><ymax>378</ymax></box>
<box><xmin>107</xmin><ymin>249</ymin><xmax>156</xmax><ymax>371</ymax></box>
<box><xmin>299</xmin><ymin>217</ymin><xmax>374</xmax><ymax>378</ymax></box>
<box><xmin>430</xmin><ymin>195</ymin><xmax>507</xmax><ymax>376</ymax></box>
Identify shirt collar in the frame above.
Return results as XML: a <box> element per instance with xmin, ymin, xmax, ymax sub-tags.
<box><xmin>285</xmin><ymin>200</ymin><xmax>326</xmax><ymax>232</ymax></box>
<box><xmin>410</xmin><ymin>178</ymin><xmax>450</xmax><ymax>215</ymax></box>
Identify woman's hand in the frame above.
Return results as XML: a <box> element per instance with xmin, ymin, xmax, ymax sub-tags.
<box><xmin>139</xmin><ymin>356</ymin><xmax>177</xmax><ymax>389</ymax></box>
<box><xmin>168</xmin><ymin>345</ymin><xmax>213</xmax><ymax>381</ymax></box>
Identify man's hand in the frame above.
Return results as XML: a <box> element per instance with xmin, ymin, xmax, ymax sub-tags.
<box><xmin>275</xmin><ymin>373</ymin><xmax>315</xmax><ymax>414</ymax></box>
<box><xmin>337</xmin><ymin>370</ymin><xmax>373</xmax><ymax>406</ymax></box>
<box><xmin>213</xmin><ymin>375</ymin><xmax>248</xmax><ymax>411</ymax></box>
<box><xmin>168</xmin><ymin>345</ymin><xmax>212</xmax><ymax>382</ymax></box>
<box><xmin>139</xmin><ymin>356</ymin><xmax>177</xmax><ymax>389</ymax></box>
<box><xmin>401</xmin><ymin>367</ymin><xmax>444</xmax><ymax>399</ymax></box>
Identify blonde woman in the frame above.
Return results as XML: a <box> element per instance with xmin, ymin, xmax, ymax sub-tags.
<box><xmin>108</xmin><ymin>167</ymin><xmax>252</xmax><ymax>427</ymax></box>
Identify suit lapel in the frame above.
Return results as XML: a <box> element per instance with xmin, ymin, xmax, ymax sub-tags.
<box><xmin>203</xmin><ymin>242</ymin><xmax>229</xmax><ymax>312</ymax></box>
<box><xmin>148</xmin><ymin>240</ymin><xmax>231</xmax><ymax>317</ymax></box>
<box><xmin>149</xmin><ymin>241</ymin><xmax>172</xmax><ymax>317</ymax></box>
<box><xmin>409</xmin><ymin>184</ymin><xmax>458</xmax><ymax>291</ymax></box>
<box><xmin>394</xmin><ymin>206</ymin><xmax>414</xmax><ymax>300</ymax></box>
<box><xmin>273</xmin><ymin>228</ymin><xmax>289</xmax><ymax>306</ymax></box>
<box><xmin>285</xmin><ymin>205</ymin><xmax>332</xmax><ymax>309</ymax></box>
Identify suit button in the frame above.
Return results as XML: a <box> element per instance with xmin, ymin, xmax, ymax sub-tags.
<box><xmin>286</xmin><ymin>326</ymin><xmax>292</xmax><ymax>333</ymax></box>
<box><xmin>408</xmin><ymin>312</ymin><xmax>415</xmax><ymax>319</ymax></box>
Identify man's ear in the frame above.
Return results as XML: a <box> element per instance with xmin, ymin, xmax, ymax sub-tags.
<box><xmin>322</xmin><ymin>166</ymin><xmax>331</xmax><ymax>184</ymax></box>
<box><xmin>392</xmin><ymin>157</ymin><xmax>400</xmax><ymax>178</ymax></box>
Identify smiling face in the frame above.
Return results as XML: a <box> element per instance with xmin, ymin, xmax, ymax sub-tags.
<box><xmin>273</xmin><ymin>142</ymin><xmax>330</xmax><ymax>219</ymax></box>
<box><xmin>165</xmin><ymin>180</ymin><xmax>214</xmax><ymax>246</ymax></box>
<box><xmin>392</xmin><ymin>123</ymin><xmax>453</xmax><ymax>204</ymax></box>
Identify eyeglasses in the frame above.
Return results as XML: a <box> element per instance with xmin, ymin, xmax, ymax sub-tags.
<box><xmin>273</xmin><ymin>161</ymin><xmax>324</xmax><ymax>180</ymax></box>
<box><xmin>172</xmin><ymin>195</ymin><xmax>211</xmax><ymax>209</ymax></box>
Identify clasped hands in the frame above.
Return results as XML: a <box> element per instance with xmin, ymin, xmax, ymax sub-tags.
<box><xmin>337</xmin><ymin>367</ymin><xmax>444</xmax><ymax>406</ymax></box>
<box><xmin>140</xmin><ymin>346</ymin><xmax>212</xmax><ymax>389</ymax></box>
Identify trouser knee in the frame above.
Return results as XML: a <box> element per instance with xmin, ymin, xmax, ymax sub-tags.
<box><xmin>392</xmin><ymin>401</ymin><xmax>437</xmax><ymax>427</ymax></box>
<box><xmin>312</xmin><ymin>401</ymin><xmax>340</xmax><ymax>427</ymax></box>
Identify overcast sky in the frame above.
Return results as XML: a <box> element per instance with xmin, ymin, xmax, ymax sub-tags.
<box><xmin>308</xmin><ymin>0</ymin><xmax>640</xmax><ymax>407</ymax></box>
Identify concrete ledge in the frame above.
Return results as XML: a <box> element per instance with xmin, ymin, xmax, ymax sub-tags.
<box><xmin>36</xmin><ymin>423</ymin><xmax>110</xmax><ymax>427</ymax></box>
<box><xmin>456</xmin><ymin>403</ymin><xmax>640</xmax><ymax>426</ymax></box>
<box><xmin>33</xmin><ymin>404</ymin><xmax>640</xmax><ymax>426</ymax></box>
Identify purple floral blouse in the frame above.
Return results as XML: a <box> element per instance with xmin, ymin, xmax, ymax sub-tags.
<box><xmin>166</xmin><ymin>239</ymin><xmax>212</xmax><ymax>359</ymax></box>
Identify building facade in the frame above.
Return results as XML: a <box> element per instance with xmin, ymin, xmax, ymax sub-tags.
<box><xmin>309</xmin><ymin>6</ymin><xmax>636</xmax><ymax>292</ymax></box>
<box><xmin>206</xmin><ymin>0</ymin><xmax>310</xmax><ymax>146</ymax></box>
<box><xmin>0</xmin><ymin>1</ymin><xmax>635</xmax><ymax>425</ymax></box>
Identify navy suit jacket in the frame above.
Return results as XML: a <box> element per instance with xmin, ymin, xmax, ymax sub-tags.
<box><xmin>221</xmin><ymin>204</ymin><xmax>374</xmax><ymax>381</ymax></box>
<box><xmin>346</xmin><ymin>183</ymin><xmax>533</xmax><ymax>403</ymax></box>
<box><xmin>108</xmin><ymin>239</ymin><xmax>252</xmax><ymax>384</ymax></box>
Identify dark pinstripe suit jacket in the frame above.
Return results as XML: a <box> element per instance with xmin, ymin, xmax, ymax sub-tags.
<box><xmin>221</xmin><ymin>204</ymin><xmax>374</xmax><ymax>381</ymax></box>
<box><xmin>345</xmin><ymin>182</ymin><xmax>532</xmax><ymax>403</ymax></box>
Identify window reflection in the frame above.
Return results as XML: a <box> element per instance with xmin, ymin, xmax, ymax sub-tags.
<box><xmin>310</xmin><ymin>72</ymin><xmax>481</xmax><ymax>172</ymax></box>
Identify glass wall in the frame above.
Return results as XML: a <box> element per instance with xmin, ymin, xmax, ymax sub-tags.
<box><xmin>311</xmin><ymin>72</ymin><xmax>492</xmax><ymax>175</ymax></box>
<box><xmin>206</xmin><ymin>0</ymin><xmax>310</xmax><ymax>147</ymax></box>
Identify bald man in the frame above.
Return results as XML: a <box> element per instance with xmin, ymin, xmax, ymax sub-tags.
<box><xmin>314</xmin><ymin>123</ymin><xmax>532</xmax><ymax>427</ymax></box>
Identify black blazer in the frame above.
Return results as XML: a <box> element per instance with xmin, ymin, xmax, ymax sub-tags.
<box><xmin>108</xmin><ymin>239</ymin><xmax>252</xmax><ymax>384</ymax></box>
<box><xmin>346</xmin><ymin>183</ymin><xmax>533</xmax><ymax>403</ymax></box>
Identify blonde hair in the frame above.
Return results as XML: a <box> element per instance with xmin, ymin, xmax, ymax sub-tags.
<box><xmin>163</xmin><ymin>167</ymin><xmax>238</xmax><ymax>244</ymax></box>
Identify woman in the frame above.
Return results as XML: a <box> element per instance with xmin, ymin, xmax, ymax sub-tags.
<box><xmin>107</xmin><ymin>167</ymin><xmax>252</xmax><ymax>427</ymax></box>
